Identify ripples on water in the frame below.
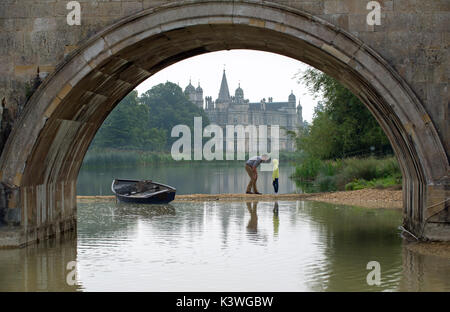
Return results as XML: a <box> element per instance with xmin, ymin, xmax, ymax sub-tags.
<box><xmin>0</xmin><ymin>200</ymin><xmax>449</xmax><ymax>291</ymax></box>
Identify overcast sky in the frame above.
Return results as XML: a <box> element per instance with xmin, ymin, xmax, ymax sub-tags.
<box><xmin>136</xmin><ymin>50</ymin><xmax>321</xmax><ymax>122</ymax></box>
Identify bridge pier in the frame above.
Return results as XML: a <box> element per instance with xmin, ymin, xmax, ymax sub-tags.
<box><xmin>420</xmin><ymin>183</ymin><xmax>450</xmax><ymax>241</ymax></box>
<box><xmin>0</xmin><ymin>181</ymin><xmax>77</xmax><ymax>247</ymax></box>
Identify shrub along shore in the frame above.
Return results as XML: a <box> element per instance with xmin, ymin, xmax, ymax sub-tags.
<box><xmin>290</xmin><ymin>156</ymin><xmax>402</xmax><ymax>193</ymax></box>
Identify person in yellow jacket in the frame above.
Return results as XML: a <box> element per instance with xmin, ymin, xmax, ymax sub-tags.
<box><xmin>272</xmin><ymin>158</ymin><xmax>279</xmax><ymax>193</ymax></box>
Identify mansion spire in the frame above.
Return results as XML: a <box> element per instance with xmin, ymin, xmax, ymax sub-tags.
<box><xmin>217</xmin><ymin>69</ymin><xmax>230</xmax><ymax>103</ymax></box>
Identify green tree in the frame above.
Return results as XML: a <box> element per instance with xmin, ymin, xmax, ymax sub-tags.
<box><xmin>93</xmin><ymin>91</ymin><xmax>144</xmax><ymax>149</ymax></box>
<box><xmin>92</xmin><ymin>90</ymin><xmax>167</xmax><ymax>151</ymax></box>
<box><xmin>296</xmin><ymin>68</ymin><xmax>392</xmax><ymax>159</ymax></box>
<box><xmin>140</xmin><ymin>82</ymin><xmax>210</xmax><ymax>149</ymax></box>
<box><xmin>91</xmin><ymin>82</ymin><xmax>209</xmax><ymax>152</ymax></box>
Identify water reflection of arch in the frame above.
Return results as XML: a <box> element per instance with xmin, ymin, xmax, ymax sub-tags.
<box><xmin>399</xmin><ymin>243</ymin><xmax>450</xmax><ymax>291</ymax></box>
<box><xmin>0</xmin><ymin>232</ymin><xmax>79</xmax><ymax>291</ymax></box>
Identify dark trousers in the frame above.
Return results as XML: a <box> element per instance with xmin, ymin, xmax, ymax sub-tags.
<box><xmin>273</xmin><ymin>178</ymin><xmax>279</xmax><ymax>193</ymax></box>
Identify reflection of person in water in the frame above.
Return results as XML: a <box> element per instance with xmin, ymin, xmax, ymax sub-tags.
<box><xmin>273</xmin><ymin>201</ymin><xmax>279</xmax><ymax>236</ymax></box>
<box><xmin>246</xmin><ymin>201</ymin><xmax>258</xmax><ymax>233</ymax></box>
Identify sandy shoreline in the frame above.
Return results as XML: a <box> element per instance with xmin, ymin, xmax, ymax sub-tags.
<box><xmin>307</xmin><ymin>188</ymin><xmax>403</xmax><ymax>209</ymax></box>
<box><xmin>77</xmin><ymin>188</ymin><xmax>403</xmax><ymax>209</ymax></box>
<box><xmin>77</xmin><ymin>193</ymin><xmax>316</xmax><ymax>203</ymax></box>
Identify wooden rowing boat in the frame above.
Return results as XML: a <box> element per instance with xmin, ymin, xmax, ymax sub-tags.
<box><xmin>111</xmin><ymin>179</ymin><xmax>176</xmax><ymax>204</ymax></box>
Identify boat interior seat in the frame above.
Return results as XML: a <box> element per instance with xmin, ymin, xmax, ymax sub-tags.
<box><xmin>115</xmin><ymin>181</ymin><xmax>164</xmax><ymax>196</ymax></box>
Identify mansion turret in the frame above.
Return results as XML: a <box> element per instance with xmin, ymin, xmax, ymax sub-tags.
<box><xmin>184</xmin><ymin>70</ymin><xmax>304</xmax><ymax>151</ymax></box>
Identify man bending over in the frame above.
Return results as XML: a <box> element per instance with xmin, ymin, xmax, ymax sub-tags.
<box><xmin>245</xmin><ymin>154</ymin><xmax>270</xmax><ymax>194</ymax></box>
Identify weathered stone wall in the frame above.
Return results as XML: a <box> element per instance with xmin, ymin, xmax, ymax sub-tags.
<box><xmin>0</xmin><ymin>0</ymin><xmax>448</xmax><ymax>157</ymax></box>
<box><xmin>0</xmin><ymin>182</ymin><xmax>20</xmax><ymax>226</ymax></box>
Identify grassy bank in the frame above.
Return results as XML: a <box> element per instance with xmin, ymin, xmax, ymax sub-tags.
<box><xmin>81</xmin><ymin>148</ymin><xmax>303</xmax><ymax>169</ymax></box>
<box><xmin>81</xmin><ymin>149</ymin><xmax>177</xmax><ymax>169</ymax></box>
<box><xmin>291</xmin><ymin>156</ymin><xmax>402</xmax><ymax>193</ymax></box>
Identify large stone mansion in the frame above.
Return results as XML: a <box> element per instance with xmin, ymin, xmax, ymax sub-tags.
<box><xmin>184</xmin><ymin>70</ymin><xmax>304</xmax><ymax>151</ymax></box>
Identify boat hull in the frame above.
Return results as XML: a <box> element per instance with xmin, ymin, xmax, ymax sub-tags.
<box><xmin>115</xmin><ymin>191</ymin><xmax>176</xmax><ymax>204</ymax></box>
<box><xmin>112</xmin><ymin>179</ymin><xmax>176</xmax><ymax>204</ymax></box>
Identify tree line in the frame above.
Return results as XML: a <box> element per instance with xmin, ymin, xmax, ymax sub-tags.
<box><xmin>91</xmin><ymin>82</ymin><xmax>210</xmax><ymax>152</ymax></box>
<box><xmin>291</xmin><ymin>68</ymin><xmax>393</xmax><ymax>160</ymax></box>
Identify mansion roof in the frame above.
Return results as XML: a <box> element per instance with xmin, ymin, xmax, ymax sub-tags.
<box><xmin>249</xmin><ymin>102</ymin><xmax>291</xmax><ymax>111</ymax></box>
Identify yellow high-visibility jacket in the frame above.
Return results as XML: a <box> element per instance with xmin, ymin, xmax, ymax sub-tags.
<box><xmin>272</xmin><ymin>159</ymin><xmax>279</xmax><ymax>181</ymax></box>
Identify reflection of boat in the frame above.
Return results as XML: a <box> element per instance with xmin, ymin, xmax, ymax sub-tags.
<box><xmin>115</xmin><ymin>203</ymin><xmax>176</xmax><ymax>218</ymax></box>
<box><xmin>111</xmin><ymin>179</ymin><xmax>176</xmax><ymax>204</ymax></box>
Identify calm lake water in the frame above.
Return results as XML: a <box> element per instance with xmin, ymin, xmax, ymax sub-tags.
<box><xmin>77</xmin><ymin>162</ymin><xmax>300</xmax><ymax>195</ymax></box>
<box><xmin>1</xmin><ymin>200</ymin><xmax>449</xmax><ymax>291</ymax></box>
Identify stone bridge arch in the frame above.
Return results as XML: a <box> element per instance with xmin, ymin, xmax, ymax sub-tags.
<box><xmin>0</xmin><ymin>0</ymin><xmax>448</xmax><ymax>246</ymax></box>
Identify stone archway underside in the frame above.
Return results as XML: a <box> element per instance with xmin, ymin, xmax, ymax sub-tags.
<box><xmin>0</xmin><ymin>1</ymin><xmax>448</xmax><ymax>246</ymax></box>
